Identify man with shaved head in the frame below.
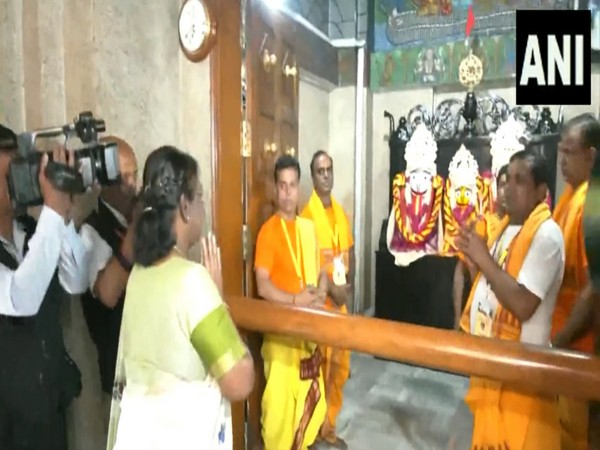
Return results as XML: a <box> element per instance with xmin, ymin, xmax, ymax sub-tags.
<box><xmin>96</xmin><ymin>136</ymin><xmax>138</xmax><ymax>220</ymax></box>
<box><xmin>78</xmin><ymin>136</ymin><xmax>139</xmax><ymax>425</ymax></box>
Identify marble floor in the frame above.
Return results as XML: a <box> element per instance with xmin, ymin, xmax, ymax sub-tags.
<box><xmin>321</xmin><ymin>353</ymin><xmax>473</xmax><ymax>450</ymax></box>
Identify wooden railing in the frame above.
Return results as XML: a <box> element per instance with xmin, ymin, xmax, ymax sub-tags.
<box><xmin>228</xmin><ymin>296</ymin><xmax>600</xmax><ymax>401</ymax></box>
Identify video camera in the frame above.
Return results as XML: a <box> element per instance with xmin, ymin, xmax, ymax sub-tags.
<box><xmin>7</xmin><ymin>112</ymin><xmax>120</xmax><ymax>210</ymax></box>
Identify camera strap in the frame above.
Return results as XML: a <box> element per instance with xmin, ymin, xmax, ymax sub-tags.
<box><xmin>0</xmin><ymin>215</ymin><xmax>37</xmax><ymax>271</ymax></box>
<box><xmin>0</xmin><ymin>241</ymin><xmax>18</xmax><ymax>271</ymax></box>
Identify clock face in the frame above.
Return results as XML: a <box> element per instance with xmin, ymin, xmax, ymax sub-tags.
<box><xmin>179</xmin><ymin>0</ymin><xmax>209</xmax><ymax>52</ymax></box>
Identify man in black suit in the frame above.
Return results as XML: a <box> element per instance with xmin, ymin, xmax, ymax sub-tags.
<box><xmin>79</xmin><ymin>136</ymin><xmax>138</xmax><ymax>424</ymax></box>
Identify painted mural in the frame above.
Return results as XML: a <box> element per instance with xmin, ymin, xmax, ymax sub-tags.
<box><xmin>370</xmin><ymin>0</ymin><xmax>570</xmax><ymax>90</ymax></box>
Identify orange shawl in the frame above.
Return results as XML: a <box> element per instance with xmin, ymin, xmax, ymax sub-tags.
<box><xmin>301</xmin><ymin>193</ymin><xmax>352</xmax><ymax>436</ymax></box>
<box><xmin>459</xmin><ymin>203</ymin><xmax>559</xmax><ymax>450</ymax></box>
<box><xmin>551</xmin><ymin>181</ymin><xmax>594</xmax><ymax>353</ymax></box>
<box><xmin>459</xmin><ymin>203</ymin><xmax>551</xmax><ymax>339</ymax></box>
<box><xmin>301</xmin><ymin>191</ymin><xmax>352</xmax><ymax>276</ymax></box>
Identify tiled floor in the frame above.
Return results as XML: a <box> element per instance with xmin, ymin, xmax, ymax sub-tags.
<box><xmin>322</xmin><ymin>353</ymin><xmax>473</xmax><ymax>450</ymax></box>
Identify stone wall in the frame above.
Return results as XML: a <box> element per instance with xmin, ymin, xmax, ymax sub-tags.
<box><xmin>0</xmin><ymin>1</ymin><xmax>212</xmax><ymax>449</ymax></box>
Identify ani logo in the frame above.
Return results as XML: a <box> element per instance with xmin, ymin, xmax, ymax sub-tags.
<box><xmin>516</xmin><ymin>10</ymin><xmax>591</xmax><ymax>106</ymax></box>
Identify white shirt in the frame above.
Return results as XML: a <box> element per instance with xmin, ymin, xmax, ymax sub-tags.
<box><xmin>470</xmin><ymin>219</ymin><xmax>565</xmax><ymax>346</ymax></box>
<box><xmin>79</xmin><ymin>200</ymin><xmax>124</xmax><ymax>292</ymax></box>
<box><xmin>0</xmin><ymin>206</ymin><xmax>91</xmax><ymax>317</ymax></box>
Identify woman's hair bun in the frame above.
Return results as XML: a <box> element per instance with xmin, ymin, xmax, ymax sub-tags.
<box><xmin>141</xmin><ymin>175</ymin><xmax>181</xmax><ymax>211</ymax></box>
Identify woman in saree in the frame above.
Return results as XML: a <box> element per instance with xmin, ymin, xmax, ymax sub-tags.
<box><xmin>107</xmin><ymin>146</ymin><xmax>255</xmax><ymax>450</ymax></box>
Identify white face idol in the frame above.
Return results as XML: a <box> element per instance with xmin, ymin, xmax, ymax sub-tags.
<box><xmin>179</xmin><ymin>0</ymin><xmax>208</xmax><ymax>52</ymax></box>
<box><xmin>408</xmin><ymin>170</ymin><xmax>433</xmax><ymax>195</ymax></box>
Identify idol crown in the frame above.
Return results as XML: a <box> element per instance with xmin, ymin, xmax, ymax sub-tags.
<box><xmin>449</xmin><ymin>144</ymin><xmax>479</xmax><ymax>187</ymax></box>
<box><xmin>490</xmin><ymin>115</ymin><xmax>526</xmax><ymax>176</ymax></box>
<box><xmin>405</xmin><ymin>123</ymin><xmax>438</xmax><ymax>174</ymax></box>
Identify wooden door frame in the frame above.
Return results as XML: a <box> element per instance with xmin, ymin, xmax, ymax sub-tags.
<box><xmin>208</xmin><ymin>0</ymin><xmax>246</xmax><ymax>449</ymax></box>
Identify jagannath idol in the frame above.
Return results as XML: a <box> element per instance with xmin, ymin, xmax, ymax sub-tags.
<box><xmin>386</xmin><ymin>123</ymin><xmax>444</xmax><ymax>266</ymax></box>
<box><xmin>441</xmin><ymin>144</ymin><xmax>491</xmax><ymax>254</ymax></box>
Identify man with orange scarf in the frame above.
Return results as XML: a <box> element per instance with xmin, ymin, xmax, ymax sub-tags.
<box><xmin>457</xmin><ymin>148</ymin><xmax>565</xmax><ymax>450</ymax></box>
<box><xmin>301</xmin><ymin>150</ymin><xmax>354</xmax><ymax>449</ymax></box>
<box><xmin>551</xmin><ymin>114</ymin><xmax>599</xmax><ymax>450</ymax></box>
<box><xmin>255</xmin><ymin>154</ymin><xmax>328</xmax><ymax>450</ymax></box>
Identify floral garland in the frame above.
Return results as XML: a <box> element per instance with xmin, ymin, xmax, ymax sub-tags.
<box><xmin>392</xmin><ymin>172</ymin><xmax>443</xmax><ymax>245</ymax></box>
<box><xmin>442</xmin><ymin>176</ymin><xmax>490</xmax><ymax>253</ymax></box>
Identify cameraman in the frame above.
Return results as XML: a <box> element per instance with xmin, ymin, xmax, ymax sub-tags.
<box><xmin>0</xmin><ymin>124</ymin><xmax>91</xmax><ymax>449</ymax></box>
<box><xmin>79</xmin><ymin>136</ymin><xmax>138</xmax><ymax>406</ymax></box>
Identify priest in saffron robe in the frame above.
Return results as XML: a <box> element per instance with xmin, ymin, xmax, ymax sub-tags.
<box><xmin>301</xmin><ymin>150</ymin><xmax>353</xmax><ymax>449</ymax></box>
<box><xmin>254</xmin><ymin>154</ymin><xmax>328</xmax><ymax>450</ymax></box>
<box><xmin>550</xmin><ymin>114</ymin><xmax>599</xmax><ymax>450</ymax></box>
<box><xmin>457</xmin><ymin>148</ymin><xmax>565</xmax><ymax>450</ymax></box>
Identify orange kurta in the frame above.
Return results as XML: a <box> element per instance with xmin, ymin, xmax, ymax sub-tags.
<box><xmin>301</xmin><ymin>191</ymin><xmax>353</xmax><ymax>443</ymax></box>
<box><xmin>551</xmin><ymin>181</ymin><xmax>594</xmax><ymax>352</ymax></box>
<box><xmin>254</xmin><ymin>214</ymin><xmax>326</xmax><ymax>450</ymax></box>
<box><xmin>551</xmin><ymin>181</ymin><xmax>592</xmax><ymax>450</ymax></box>
<box><xmin>460</xmin><ymin>203</ymin><xmax>560</xmax><ymax>450</ymax></box>
<box><xmin>256</xmin><ymin>216</ymin><xmax>306</xmax><ymax>293</ymax></box>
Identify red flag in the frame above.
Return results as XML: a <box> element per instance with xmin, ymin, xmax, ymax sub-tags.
<box><xmin>465</xmin><ymin>5</ymin><xmax>475</xmax><ymax>37</ymax></box>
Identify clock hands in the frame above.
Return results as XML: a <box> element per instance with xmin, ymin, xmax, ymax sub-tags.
<box><xmin>186</xmin><ymin>25</ymin><xmax>196</xmax><ymax>46</ymax></box>
<box><xmin>178</xmin><ymin>0</ymin><xmax>214</xmax><ymax>59</ymax></box>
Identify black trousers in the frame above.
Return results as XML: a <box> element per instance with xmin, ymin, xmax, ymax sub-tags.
<box><xmin>0</xmin><ymin>323</ymin><xmax>67</xmax><ymax>450</ymax></box>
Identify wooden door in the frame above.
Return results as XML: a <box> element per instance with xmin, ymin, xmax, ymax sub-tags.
<box><xmin>243</xmin><ymin>1</ymin><xmax>300</xmax><ymax>448</ymax></box>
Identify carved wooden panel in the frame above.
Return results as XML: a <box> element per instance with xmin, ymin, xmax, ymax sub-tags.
<box><xmin>243</xmin><ymin>2</ymin><xmax>301</xmax><ymax>448</ymax></box>
<box><xmin>247</xmin><ymin>0</ymin><xmax>300</xmax><ymax>236</ymax></box>
<box><xmin>279</xmin><ymin>36</ymin><xmax>298</xmax><ymax>128</ymax></box>
<box><xmin>253</xmin><ymin>10</ymin><xmax>277</xmax><ymax>120</ymax></box>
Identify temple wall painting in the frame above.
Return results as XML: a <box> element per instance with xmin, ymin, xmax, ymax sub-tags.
<box><xmin>370</xmin><ymin>0</ymin><xmax>571</xmax><ymax>90</ymax></box>
<box><xmin>284</xmin><ymin>0</ymin><xmax>368</xmax><ymax>39</ymax></box>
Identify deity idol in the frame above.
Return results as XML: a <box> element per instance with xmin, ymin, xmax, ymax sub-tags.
<box><xmin>386</xmin><ymin>123</ymin><xmax>444</xmax><ymax>266</ymax></box>
<box><xmin>442</xmin><ymin>144</ymin><xmax>491</xmax><ymax>255</ymax></box>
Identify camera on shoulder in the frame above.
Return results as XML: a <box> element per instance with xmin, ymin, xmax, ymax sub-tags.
<box><xmin>7</xmin><ymin>112</ymin><xmax>121</xmax><ymax>210</ymax></box>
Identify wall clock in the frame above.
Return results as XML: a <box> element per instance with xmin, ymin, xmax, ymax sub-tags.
<box><xmin>178</xmin><ymin>0</ymin><xmax>217</xmax><ymax>62</ymax></box>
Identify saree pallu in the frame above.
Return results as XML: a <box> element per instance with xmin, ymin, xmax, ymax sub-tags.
<box><xmin>112</xmin><ymin>379</ymin><xmax>231</xmax><ymax>450</ymax></box>
<box><xmin>106</xmin><ymin>313</ymin><xmax>232</xmax><ymax>450</ymax></box>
